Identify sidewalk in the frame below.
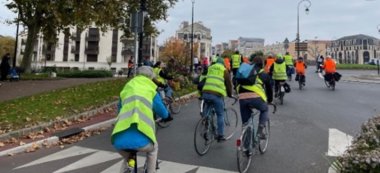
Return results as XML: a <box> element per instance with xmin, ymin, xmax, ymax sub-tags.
<box><xmin>0</xmin><ymin>78</ymin><xmax>113</xmax><ymax>102</ymax></box>
<box><xmin>342</xmin><ymin>75</ymin><xmax>380</xmax><ymax>84</ymax></box>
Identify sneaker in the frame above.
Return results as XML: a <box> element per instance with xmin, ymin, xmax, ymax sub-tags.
<box><xmin>257</xmin><ymin>125</ymin><xmax>267</xmax><ymax>140</ymax></box>
<box><xmin>216</xmin><ymin>135</ymin><xmax>227</xmax><ymax>142</ymax></box>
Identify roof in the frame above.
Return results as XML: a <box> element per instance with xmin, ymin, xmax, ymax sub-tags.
<box><xmin>337</xmin><ymin>34</ymin><xmax>379</xmax><ymax>41</ymax></box>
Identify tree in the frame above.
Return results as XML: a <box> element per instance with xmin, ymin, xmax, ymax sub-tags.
<box><xmin>0</xmin><ymin>35</ymin><xmax>15</xmax><ymax>58</ymax></box>
<box><xmin>159</xmin><ymin>37</ymin><xmax>198</xmax><ymax>67</ymax></box>
<box><xmin>5</xmin><ymin>0</ymin><xmax>177</xmax><ymax>73</ymax></box>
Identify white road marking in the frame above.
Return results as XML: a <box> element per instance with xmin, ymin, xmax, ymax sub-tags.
<box><xmin>14</xmin><ymin>146</ymin><xmax>96</xmax><ymax>169</ymax></box>
<box><xmin>15</xmin><ymin>146</ymin><xmax>238</xmax><ymax>173</ymax></box>
<box><xmin>327</xmin><ymin>128</ymin><xmax>353</xmax><ymax>157</ymax></box>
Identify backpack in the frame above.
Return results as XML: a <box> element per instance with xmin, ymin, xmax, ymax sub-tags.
<box><xmin>235</xmin><ymin>63</ymin><xmax>258</xmax><ymax>86</ymax></box>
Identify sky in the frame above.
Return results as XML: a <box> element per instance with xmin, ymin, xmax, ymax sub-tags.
<box><xmin>1</xmin><ymin>0</ymin><xmax>380</xmax><ymax>45</ymax></box>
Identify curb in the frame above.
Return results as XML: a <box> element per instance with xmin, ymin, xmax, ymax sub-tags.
<box><xmin>0</xmin><ymin>101</ymin><xmax>118</xmax><ymax>141</ymax></box>
<box><xmin>0</xmin><ymin>91</ymin><xmax>198</xmax><ymax>157</ymax></box>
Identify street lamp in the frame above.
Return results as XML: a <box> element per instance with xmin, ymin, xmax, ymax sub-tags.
<box><xmin>296</xmin><ymin>0</ymin><xmax>311</xmax><ymax>59</ymax></box>
<box><xmin>377</xmin><ymin>24</ymin><xmax>380</xmax><ymax>75</ymax></box>
<box><xmin>12</xmin><ymin>12</ymin><xmax>21</xmax><ymax>68</ymax></box>
<box><xmin>190</xmin><ymin>0</ymin><xmax>195</xmax><ymax>74</ymax></box>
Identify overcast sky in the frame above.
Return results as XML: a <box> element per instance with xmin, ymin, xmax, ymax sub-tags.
<box><xmin>1</xmin><ymin>0</ymin><xmax>380</xmax><ymax>45</ymax></box>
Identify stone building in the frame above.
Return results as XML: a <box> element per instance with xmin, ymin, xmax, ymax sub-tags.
<box><xmin>328</xmin><ymin>34</ymin><xmax>380</xmax><ymax>64</ymax></box>
<box><xmin>17</xmin><ymin>27</ymin><xmax>158</xmax><ymax>73</ymax></box>
<box><xmin>175</xmin><ymin>21</ymin><xmax>212</xmax><ymax>58</ymax></box>
<box><xmin>237</xmin><ymin>37</ymin><xmax>265</xmax><ymax>56</ymax></box>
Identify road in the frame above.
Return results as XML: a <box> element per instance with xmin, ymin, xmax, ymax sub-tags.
<box><xmin>1</xmin><ymin>69</ymin><xmax>379</xmax><ymax>173</ymax></box>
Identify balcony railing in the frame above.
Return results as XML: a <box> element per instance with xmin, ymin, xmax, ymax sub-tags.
<box><xmin>85</xmin><ymin>34</ymin><xmax>100</xmax><ymax>42</ymax></box>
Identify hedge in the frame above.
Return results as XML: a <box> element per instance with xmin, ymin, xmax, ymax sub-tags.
<box><xmin>57</xmin><ymin>70</ymin><xmax>113</xmax><ymax>78</ymax></box>
<box><xmin>335</xmin><ymin>115</ymin><xmax>380</xmax><ymax>173</ymax></box>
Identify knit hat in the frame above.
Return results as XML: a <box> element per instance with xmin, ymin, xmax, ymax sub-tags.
<box><xmin>137</xmin><ymin>66</ymin><xmax>156</xmax><ymax>79</ymax></box>
<box><xmin>216</xmin><ymin>57</ymin><xmax>225</xmax><ymax>66</ymax></box>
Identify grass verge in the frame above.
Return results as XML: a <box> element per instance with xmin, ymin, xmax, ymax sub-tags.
<box><xmin>0</xmin><ymin>78</ymin><xmax>196</xmax><ymax>133</ymax></box>
<box><xmin>337</xmin><ymin>64</ymin><xmax>378</xmax><ymax>70</ymax></box>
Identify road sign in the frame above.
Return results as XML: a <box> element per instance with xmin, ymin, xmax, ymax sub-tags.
<box><xmin>295</xmin><ymin>42</ymin><xmax>308</xmax><ymax>51</ymax></box>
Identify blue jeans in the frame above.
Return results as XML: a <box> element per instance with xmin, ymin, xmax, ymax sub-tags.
<box><xmin>164</xmin><ymin>85</ymin><xmax>173</xmax><ymax>98</ymax></box>
<box><xmin>239</xmin><ymin>97</ymin><xmax>268</xmax><ymax>126</ymax></box>
<box><xmin>202</xmin><ymin>93</ymin><xmax>225</xmax><ymax>136</ymax></box>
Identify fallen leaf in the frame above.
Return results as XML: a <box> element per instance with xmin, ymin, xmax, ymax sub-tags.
<box><xmin>19</xmin><ymin>141</ymin><xmax>26</xmax><ymax>146</ymax></box>
<box><xmin>25</xmin><ymin>117</ymin><xmax>32</xmax><ymax>122</ymax></box>
<box><xmin>8</xmin><ymin>153</ymin><xmax>14</xmax><ymax>156</ymax></box>
<box><xmin>0</xmin><ymin>142</ymin><xmax>5</xmax><ymax>147</ymax></box>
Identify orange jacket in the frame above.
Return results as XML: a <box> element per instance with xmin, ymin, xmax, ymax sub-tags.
<box><xmin>295</xmin><ymin>61</ymin><xmax>306</xmax><ymax>75</ymax></box>
<box><xmin>323</xmin><ymin>59</ymin><xmax>336</xmax><ymax>73</ymax></box>
<box><xmin>265</xmin><ymin>58</ymin><xmax>275</xmax><ymax>73</ymax></box>
<box><xmin>224</xmin><ymin>57</ymin><xmax>231</xmax><ymax>71</ymax></box>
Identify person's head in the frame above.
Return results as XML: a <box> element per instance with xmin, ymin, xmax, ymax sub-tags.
<box><xmin>235</xmin><ymin>50</ymin><xmax>239</xmax><ymax>54</ymax></box>
<box><xmin>5</xmin><ymin>53</ymin><xmax>10</xmax><ymax>57</ymax></box>
<box><xmin>285</xmin><ymin>52</ymin><xmax>289</xmax><ymax>55</ymax></box>
<box><xmin>137</xmin><ymin>66</ymin><xmax>155</xmax><ymax>79</ymax></box>
<box><xmin>216</xmin><ymin>54</ymin><xmax>220</xmax><ymax>57</ymax></box>
<box><xmin>276</xmin><ymin>53</ymin><xmax>283</xmax><ymax>60</ymax></box>
<box><xmin>252</xmin><ymin>56</ymin><xmax>264</xmax><ymax>68</ymax></box>
<box><xmin>297</xmin><ymin>57</ymin><xmax>304</xmax><ymax>62</ymax></box>
<box><xmin>216</xmin><ymin>57</ymin><xmax>225</xmax><ymax>66</ymax></box>
<box><xmin>154</xmin><ymin>61</ymin><xmax>162</xmax><ymax>68</ymax></box>
<box><xmin>326</xmin><ymin>55</ymin><xmax>332</xmax><ymax>60</ymax></box>
<box><xmin>250</xmin><ymin>53</ymin><xmax>257</xmax><ymax>62</ymax></box>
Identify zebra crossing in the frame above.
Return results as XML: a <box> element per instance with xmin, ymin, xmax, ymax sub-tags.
<box><xmin>14</xmin><ymin>146</ymin><xmax>237</xmax><ymax>173</ymax></box>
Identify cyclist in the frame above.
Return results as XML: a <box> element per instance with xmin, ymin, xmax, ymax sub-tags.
<box><xmin>322</xmin><ymin>55</ymin><xmax>337</xmax><ymax>84</ymax></box>
<box><xmin>202</xmin><ymin>57</ymin><xmax>233</xmax><ymax>141</ymax></box>
<box><xmin>295</xmin><ymin>57</ymin><xmax>307</xmax><ymax>86</ymax></box>
<box><xmin>284</xmin><ymin>52</ymin><xmax>295</xmax><ymax>81</ymax></box>
<box><xmin>231</xmin><ymin>51</ymin><xmax>242</xmax><ymax>76</ymax></box>
<box><xmin>264</xmin><ymin>55</ymin><xmax>275</xmax><ymax>73</ymax></box>
<box><xmin>153</xmin><ymin>61</ymin><xmax>174</xmax><ymax>99</ymax></box>
<box><xmin>111</xmin><ymin>66</ymin><xmax>173</xmax><ymax>173</ymax></box>
<box><xmin>269</xmin><ymin>54</ymin><xmax>289</xmax><ymax>97</ymax></box>
<box><xmin>238</xmin><ymin>56</ymin><xmax>273</xmax><ymax>139</ymax></box>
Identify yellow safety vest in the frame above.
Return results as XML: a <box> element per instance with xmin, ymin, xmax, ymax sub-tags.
<box><xmin>273</xmin><ymin>62</ymin><xmax>287</xmax><ymax>80</ymax></box>
<box><xmin>153</xmin><ymin>67</ymin><xmax>166</xmax><ymax>84</ymax></box>
<box><xmin>202</xmin><ymin>63</ymin><xmax>227</xmax><ymax>96</ymax></box>
<box><xmin>111</xmin><ymin>75</ymin><xmax>158</xmax><ymax>143</ymax></box>
<box><xmin>232</xmin><ymin>54</ymin><xmax>241</xmax><ymax>69</ymax></box>
<box><xmin>241</xmin><ymin>69</ymin><xmax>267</xmax><ymax>102</ymax></box>
<box><xmin>284</xmin><ymin>55</ymin><xmax>294</xmax><ymax>66</ymax></box>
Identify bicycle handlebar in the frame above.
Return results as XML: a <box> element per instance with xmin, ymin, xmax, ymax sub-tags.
<box><xmin>231</xmin><ymin>96</ymin><xmax>239</xmax><ymax>105</ymax></box>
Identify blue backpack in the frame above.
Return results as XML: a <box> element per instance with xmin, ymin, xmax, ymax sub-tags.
<box><xmin>235</xmin><ymin>63</ymin><xmax>257</xmax><ymax>85</ymax></box>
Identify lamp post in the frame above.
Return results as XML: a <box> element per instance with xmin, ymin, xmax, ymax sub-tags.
<box><xmin>296</xmin><ymin>0</ymin><xmax>311</xmax><ymax>59</ymax></box>
<box><xmin>190</xmin><ymin>0</ymin><xmax>195</xmax><ymax>74</ymax></box>
<box><xmin>377</xmin><ymin>24</ymin><xmax>380</xmax><ymax>75</ymax></box>
<box><xmin>12</xmin><ymin>12</ymin><xmax>21</xmax><ymax>68</ymax></box>
<box><xmin>138</xmin><ymin>0</ymin><xmax>147</xmax><ymax>67</ymax></box>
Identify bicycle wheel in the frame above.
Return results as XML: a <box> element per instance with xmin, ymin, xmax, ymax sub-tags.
<box><xmin>237</xmin><ymin>126</ymin><xmax>253</xmax><ymax>173</ymax></box>
<box><xmin>224</xmin><ymin>107</ymin><xmax>239</xmax><ymax>140</ymax></box>
<box><xmin>279</xmin><ymin>92</ymin><xmax>284</xmax><ymax>105</ymax></box>
<box><xmin>194</xmin><ymin>117</ymin><xmax>214</xmax><ymax>156</ymax></box>
<box><xmin>331</xmin><ymin>80</ymin><xmax>335</xmax><ymax>91</ymax></box>
<box><xmin>169</xmin><ymin>92</ymin><xmax>181</xmax><ymax>114</ymax></box>
<box><xmin>324</xmin><ymin>80</ymin><xmax>330</xmax><ymax>88</ymax></box>
<box><xmin>258</xmin><ymin>120</ymin><xmax>270</xmax><ymax>154</ymax></box>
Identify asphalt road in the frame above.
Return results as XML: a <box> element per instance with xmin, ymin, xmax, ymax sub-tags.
<box><xmin>1</xmin><ymin>69</ymin><xmax>379</xmax><ymax>173</ymax></box>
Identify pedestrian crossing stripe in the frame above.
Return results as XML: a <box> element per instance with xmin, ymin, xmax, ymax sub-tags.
<box><xmin>14</xmin><ymin>146</ymin><xmax>237</xmax><ymax>173</ymax></box>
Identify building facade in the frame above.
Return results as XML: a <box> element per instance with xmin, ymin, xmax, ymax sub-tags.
<box><xmin>237</xmin><ymin>37</ymin><xmax>265</xmax><ymax>56</ymax></box>
<box><xmin>264</xmin><ymin>42</ymin><xmax>286</xmax><ymax>55</ymax></box>
<box><xmin>17</xmin><ymin>27</ymin><xmax>159</xmax><ymax>73</ymax></box>
<box><xmin>328</xmin><ymin>34</ymin><xmax>380</xmax><ymax>64</ymax></box>
<box><xmin>175</xmin><ymin>21</ymin><xmax>212</xmax><ymax>58</ymax></box>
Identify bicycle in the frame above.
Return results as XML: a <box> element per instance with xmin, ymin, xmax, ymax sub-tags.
<box><xmin>193</xmin><ymin>97</ymin><xmax>239</xmax><ymax>156</ymax></box>
<box><xmin>158</xmin><ymin>88</ymin><xmax>181</xmax><ymax>114</ymax></box>
<box><xmin>296</xmin><ymin>74</ymin><xmax>305</xmax><ymax>90</ymax></box>
<box><xmin>236</xmin><ymin>103</ymin><xmax>277</xmax><ymax>173</ymax></box>
<box><xmin>275</xmin><ymin>82</ymin><xmax>286</xmax><ymax>105</ymax></box>
<box><xmin>324</xmin><ymin>73</ymin><xmax>336</xmax><ymax>91</ymax></box>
